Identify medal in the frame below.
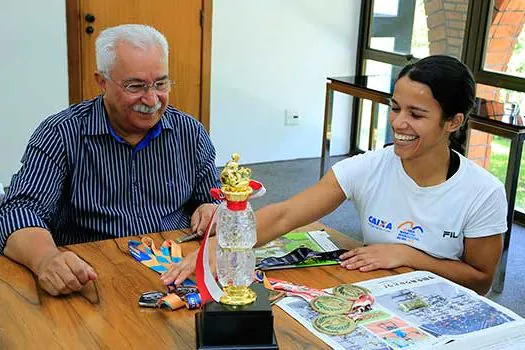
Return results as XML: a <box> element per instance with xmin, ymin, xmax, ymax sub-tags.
<box><xmin>333</xmin><ymin>283</ymin><xmax>371</xmax><ymax>300</ymax></box>
<box><xmin>138</xmin><ymin>291</ymin><xmax>166</xmax><ymax>308</ymax></box>
<box><xmin>310</xmin><ymin>295</ymin><xmax>353</xmax><ymax>315</ymax></box>
<box><xmin>312</xmin><ymin>314</ymin><xmax>357</xmax><ymax>336</ymax></box>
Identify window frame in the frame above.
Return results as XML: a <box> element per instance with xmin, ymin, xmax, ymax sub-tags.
<box><xmin>355</xmin><ymin>0</ymin><xmax>525</xmax><ymax>223</ymax></box>
<box><xmin>352</xmin><ymin>0</ymin><xmax>428</xmax><ymax>154</ymax></box>
<box><xmin>463</xmin><ymin>0</ymin><xmax>525</xmax><ymax>92</ymax></box>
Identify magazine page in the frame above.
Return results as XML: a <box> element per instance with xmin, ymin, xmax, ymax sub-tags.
<box><xmin>276</xmin><ymin>271</ymin><xmax>524</xmax><ymax>349</ymax></box>
<box><xmin>254</xmin><ymin>230</ymin><xmax>340</xmax><ymax>270</ymax></box>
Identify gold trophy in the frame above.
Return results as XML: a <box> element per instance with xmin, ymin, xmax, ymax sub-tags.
<box><xmin>215</xmin><ymin>153</ymin><xmax>257</xmax><ymax>305</ymax></box>
<box><xmin>195</xmin><ymin>154</ymin><xmax>277</xmax><ymax>349</ymax></box>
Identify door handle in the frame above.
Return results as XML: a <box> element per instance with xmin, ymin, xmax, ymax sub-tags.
<box><xmin>85</xmin><ymin>13</ymin><xmax>96</xmax><ymax>23</ymax></box>
<box><xmin>86</xmin><ymin>26</ymin><xmax>94</xmax><ymax>35</ymax></box>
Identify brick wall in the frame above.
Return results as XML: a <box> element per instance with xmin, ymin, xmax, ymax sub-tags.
<box><xmin>424</xmin><ymin>0</ymin><xmax>525</xmax><ymax>168</ymax></box>
<box><xmin>481</xmin><ymin>0</ymin><xmax>525</xmax><ymax>97</ymax></box>
<box><xmin>424</xmin><ymin>0</ymin><xmax>469</xmax><ymax>58</ymax></box>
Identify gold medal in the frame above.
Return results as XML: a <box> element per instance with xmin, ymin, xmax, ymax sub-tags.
<box><xmin>310</xmin><ymin>295</ymin><xmax>353</xmax><ymax>315</ymax></box>
<box><xmin>333</xmin><ymin>284</ymin><xmax>371</xmax><ymax>300</ymax></box>
<box><xmin>312</xmin><ymin>314</ymin><xmax>356</xmax><ymax>336</ymax></box>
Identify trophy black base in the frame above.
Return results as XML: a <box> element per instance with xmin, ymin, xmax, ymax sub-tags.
<box><xmin>195</xmin><ymin>283</ymin><xmax>278</xmax><ymax>349</ymax></box>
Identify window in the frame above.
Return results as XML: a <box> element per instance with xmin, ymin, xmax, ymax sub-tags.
<box><xmin>356</xmin><ymin>0</ymin><xmax>525</xmax><ymax>220</ymax></box>
<box><xmin>482</xmin><ymin>4</ymin><xmax>525</xmax><ymax>79</ymax></box>
<box><xmin>354</xmin><ymin>0</ymin><xmax>470</xmax><ymax>151</ymax></box>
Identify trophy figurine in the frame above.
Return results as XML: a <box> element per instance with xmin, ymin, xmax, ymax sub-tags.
<box><xmin>215</xmin><ymin>153</ymin><xmax>258</xmax><ymax>305</ymax></box>
<box><xmin>195</xmin><ymin>153</ymin><xmax>278</xmax><ymax>349</ymax></box>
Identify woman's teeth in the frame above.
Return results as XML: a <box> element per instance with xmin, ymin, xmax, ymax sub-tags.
<box><xmin>394</xmin><ymin>132</ymin><xmax>418</xmax><ymax>141</ymax></box>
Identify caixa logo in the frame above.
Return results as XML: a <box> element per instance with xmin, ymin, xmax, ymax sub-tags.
<box><xmin>368</xmin><ymin>215</ymin><xmax>393</xmax><ymax>232</ymax></box>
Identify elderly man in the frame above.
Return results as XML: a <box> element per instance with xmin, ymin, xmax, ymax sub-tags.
<box><xmin>0</xmin><ymin>24</ymin><xmax>220</xmax><ymax>296</ymax></box>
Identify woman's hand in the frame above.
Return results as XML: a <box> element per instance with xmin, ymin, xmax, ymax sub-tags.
<box><xmin>339</xmin><ymin>244</ymin><xmax>411</xmax><ymax>272</ymax></box>
<box><xmin>160</xmin><ymin>238</ymin><xmax>217</xmax><ymax>286</ymax></box>
<box><xmin>161</xmin><ymin>249</ymin><xmax>198</xmax><ymax>286</ymax></box>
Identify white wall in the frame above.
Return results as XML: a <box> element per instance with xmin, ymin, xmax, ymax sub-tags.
<box><xmin>210</xmin><ymin>0</ymin><xmax>361</xmax><ymax>165</ymax></box>
<box><xmin>0</xmin><ymin>1</ymin><xmax>69</xmax><ymax>185</ymax></box>
<box><xmin>0</xmin><ymin>1</ymin><xmax>361</xmax><ymax>185</ymax></box>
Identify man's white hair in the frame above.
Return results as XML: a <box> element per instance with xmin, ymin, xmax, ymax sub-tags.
<box><xmin>95</xmin><ymin>24</ymin><xmax>169</xmax><ymax>74</ymax></box>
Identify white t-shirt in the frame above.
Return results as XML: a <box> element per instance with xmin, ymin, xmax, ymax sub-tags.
<box><xmin>332</xmin><ymin>146</ymin><xmax>508</xmax><ymax>260</ymax></box>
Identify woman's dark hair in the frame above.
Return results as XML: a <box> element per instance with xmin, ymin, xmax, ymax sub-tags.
<box><xmin>396</xmin><ymin>55</ymin><xmax>476</xmax><ymax>155</ymax></box>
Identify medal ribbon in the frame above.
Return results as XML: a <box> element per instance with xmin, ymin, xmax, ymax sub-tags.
<box><xmin>195</xmin><ymin>207</ymin><xmax>224</xmax><ymax>304</ymax></box>
<box><xmin>128</xmin><ymin>237</ymin><xmax>182</xmax><ymax>273</ymax></box>
<box><xmin>255</xmin><ymin>271</ymin><xmax>375</xmax><ymax>315</ymax></box>
<box><xmin>130</xmin><ymin>237</ymin><xmax>202</xmax><ymax>310</ymax></box>
<box><xmin>265</xmin><ymin>277</ymin><xmax>330</xmax><ymax>302</ymax></box>
<box><xmin>256</xmin><ymin>247</ymin><xmax>349</xmax><ymax>269</ymax></box>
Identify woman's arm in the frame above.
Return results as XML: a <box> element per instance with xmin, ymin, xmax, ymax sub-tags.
<box><xmin>340</xmin><ymin>234</ymin><xmax>503</xmax><ymax>294</ymax></box>
<box><xmin>160</xmin><ymin>170</ymin><xmax>347</xmax><ymax>285</ymax></box>
<box><xmin>255</xmin><ymin>170</ymin><xmax>346</xmax><ymax>247</ymax></box>
<box><xmin>413</xmin><ymin>234</ymin><xmax>502</xmax><ymax>294</ymax></box>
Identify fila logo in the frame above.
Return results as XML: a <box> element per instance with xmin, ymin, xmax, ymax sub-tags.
<box><xmin>443</xmin><ymin>231</ymin><xmax>459</xmax><ymax>238</ymax></box>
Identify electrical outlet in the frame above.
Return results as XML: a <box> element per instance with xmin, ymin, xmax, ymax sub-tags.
<box><xmin>285</xmin><ymin>110</ymin><xmax>300</xmax><ymax>125</ymax></box>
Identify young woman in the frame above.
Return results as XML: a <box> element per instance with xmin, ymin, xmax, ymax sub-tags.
<box><xmin>162</xmin><ymin>55</ymin><xmax>507</xmax><ymax>295</ymax></box>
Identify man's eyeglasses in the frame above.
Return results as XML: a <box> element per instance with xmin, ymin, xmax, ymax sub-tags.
<box><xmin>102</xmin><ymin>73</ymin><xmax>174</xmax><ymax>96</ymax></box>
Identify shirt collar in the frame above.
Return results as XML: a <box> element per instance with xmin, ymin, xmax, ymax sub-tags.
<box><xmin>160</xmin><ymin>109</ymin><xmax>175</xmax><ymax>130</ymax></box>
<box><xmin>83</xmin><ymin>95</ymin><xmax>110</xmax><ymax>136</ymax></box>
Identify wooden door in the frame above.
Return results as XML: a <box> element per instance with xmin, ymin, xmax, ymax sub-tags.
<box><xmin>67</xmin><ymin>0</ymin><xmax>212</xmax><ymax>126</ymax></box>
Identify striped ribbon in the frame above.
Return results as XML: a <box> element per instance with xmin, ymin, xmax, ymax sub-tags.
<box><xmin>128</xmin><ymin>237</ymin><xmax>185</xmax><ymax>275</ymax></box>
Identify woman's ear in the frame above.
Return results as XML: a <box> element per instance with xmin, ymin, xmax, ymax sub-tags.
<box><xmin>446</xmin><ymin>113</ymin><xmax>464</xmax><ymax>133</ymax></box>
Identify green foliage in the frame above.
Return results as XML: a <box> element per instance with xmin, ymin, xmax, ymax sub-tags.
<box><xmin>510</xmin><ymin>27</ymin><xmax>525</xmax><ymax>75</ymax></box>
<box><xmin>488</xmin><ymin>137</ymin><xmax>525</xmax><ymax>210</ymax></box>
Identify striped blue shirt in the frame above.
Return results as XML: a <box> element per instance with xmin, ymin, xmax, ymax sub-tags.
<box><xmin>0</xmin><ymin>96</ymin><xmax>221</xmax><ymax>252</ymax></box>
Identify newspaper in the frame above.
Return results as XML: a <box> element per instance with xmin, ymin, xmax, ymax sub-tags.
<box><xmin>437</xmin><ymin>322</ymin><xmax>525</xmax><ymax>350</ymax></box>
<box><xmin>276</xmin><ymin>271</ymin><xmax>525</xmax><ymax>349</ymax></box>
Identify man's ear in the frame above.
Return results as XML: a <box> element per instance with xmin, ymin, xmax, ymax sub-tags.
<box><xmin>446</xmin><ymin>113</ymin><xmax>464</xmax><ymax>133</ymax></box>
<box><xmin>94</xmin><ymin>72</ymin><xmax>107</xmax><ymax>93</ymax></box>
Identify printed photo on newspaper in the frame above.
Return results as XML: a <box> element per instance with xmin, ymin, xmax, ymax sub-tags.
<box><xmin>276</xmin><ymin>271</ymin><xmax>525</xmax><ymax>350</ymax></box>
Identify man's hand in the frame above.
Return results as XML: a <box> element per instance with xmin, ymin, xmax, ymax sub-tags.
<box><xmin>339</xmin><ymin>244</ymin><xmax>411</xmax><ymax>272</ymax></box>
<box><xmin>190</xmin><ymin>203</ymin><xmax>217</xmax><ymax>236</ymax></box>
<box><xmin>36</xmin><ymin>251</ymin><xmax>98</xmax><ymax>296</ymax></box>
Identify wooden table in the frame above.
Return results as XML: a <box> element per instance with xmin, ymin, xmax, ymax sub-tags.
<box><xmin>0</xmin><ymin>222</ymin><xmax>411</xmax><ymax>349</ymax></box>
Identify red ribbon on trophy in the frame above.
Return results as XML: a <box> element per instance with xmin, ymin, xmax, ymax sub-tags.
<box><xmin>195</xmin><ymin>180</ymin><xmax>266</xmax><ymax>305</ymax></box>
